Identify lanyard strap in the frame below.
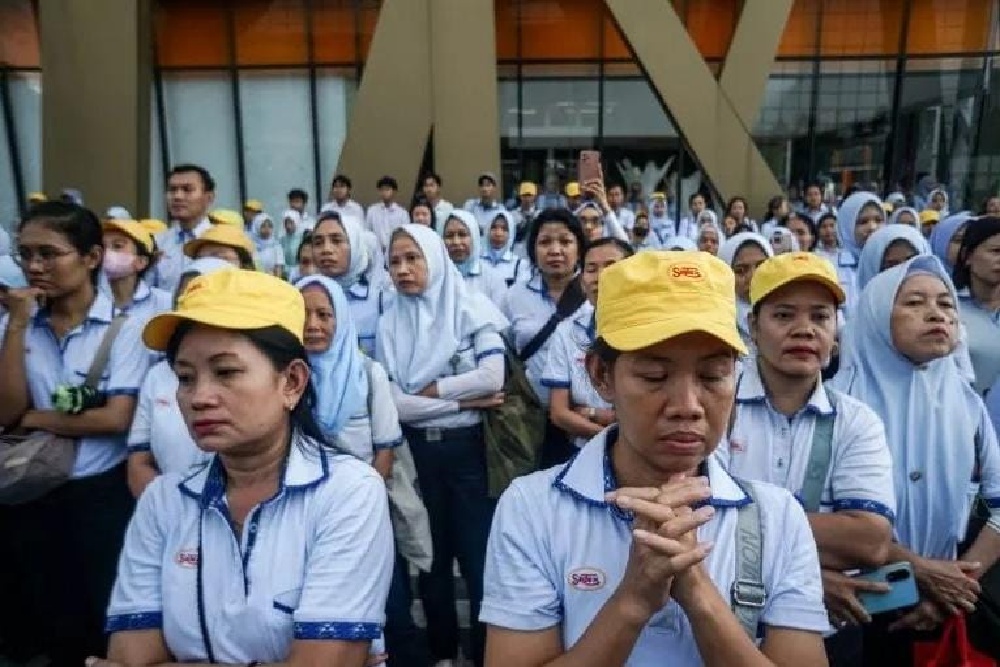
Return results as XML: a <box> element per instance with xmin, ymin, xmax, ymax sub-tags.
<box><xmin>196</xmin><ymin>514</ymin><xmax>216</xmax><ymax>663</ymax></box>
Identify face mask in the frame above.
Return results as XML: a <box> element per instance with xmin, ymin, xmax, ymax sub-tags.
<box><xmin>103</xmin><ymin>250</ymin><xmax>137</xmax><ymax>279</ymax></box>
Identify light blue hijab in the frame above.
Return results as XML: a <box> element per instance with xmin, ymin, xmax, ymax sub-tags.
<box><xmin>377</xmin><ymin>224</ymin><xmax>499</xmax><ymax>394</ymax></box>
<box><xmin>856</xmin><ymin>224</ymin><xmax>931</xmax><ymax>291</ymax></box>
<box><xmin>836</xmin><ymin>192</ymin><xmax>884</xmax><ymax>259</ymax></box>
<box><xmin>890</xmin><ymin>206</ymin><xmax>920</xmax><ymax>228</ymax></box>
<box><xmin>320</xmin><ymin>214</ymin><xmax>370</xmax><ymax>289</ymax></box>
<box><xmin>0</xmin><ymin>255</ymin><xmax>27</xmax><ymax>288</ymax></box>
<box><xmin>440</xmin><ymin>209</ymin><xmax>483</xmax><ymax>277</ymax></box>
<box><xmin>929</xmin><ymin>211</ymin><xmax>973</xmax><ymax>271</ymax></box>
<box><xmin>297</xmin><ymin>275</ymin><xmax>367</xmax><ymax>437</ymax></box>
<box><xmin>483</xmin><ymin>210</ymin><xmax>515</xmax><ymax>263</ymax></box>
<box><xmin>830</xmin><ymin>255</ymin><xmax>981</xmax><ymax>558</ymax></box>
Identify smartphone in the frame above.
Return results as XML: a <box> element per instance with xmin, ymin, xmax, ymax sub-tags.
<box><xmin>852</xmin><ymin>561</ymin><xmax>919</xmax><ymax>615</ymax></box>
<box><xmin>579</xmin><ymin>150</ymin><xmax>603</xmax><ymax>184</ymax></box>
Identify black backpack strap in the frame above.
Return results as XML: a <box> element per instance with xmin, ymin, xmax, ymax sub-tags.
<box><xmin>519</xmin><ymin>278</ymin><xmax>585</xmax><ymax>363</ymax></box>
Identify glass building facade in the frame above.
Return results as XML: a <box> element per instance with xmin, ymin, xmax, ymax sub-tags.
<box><xmin>1</xmin><ymin>0</ymin><xmax>999</xmax><ymax>227</ymax></box>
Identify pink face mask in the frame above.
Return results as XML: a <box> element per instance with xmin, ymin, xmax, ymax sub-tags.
<box><xmin>102</xmin><ymin>249</ymin><xmax>137</xmax><ymax>279</ymax></box>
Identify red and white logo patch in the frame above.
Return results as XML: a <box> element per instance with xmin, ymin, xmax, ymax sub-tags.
<box><xmin>175</xmin><ymin>548</ymin><xmax>198</xmax><ymax>568</ymax></box>
<box><xmin>568</xmin><ymin>567</ymin><xmax>606</xmax><ymax>591</ymax></box>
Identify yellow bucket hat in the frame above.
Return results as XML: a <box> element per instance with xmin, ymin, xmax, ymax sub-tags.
<box><xmin>565</xmin><ymin>182</ymin><xmax>581</xmax><ymax>198</ymax></box>
<box><xmin>596</xmin><ymin>250</ymin><xmax>746</xmax><ymax>354</ymax></box>
<box><xmin>143</xmin><ymin>269</ymin><xmax>305</xmax><ymax>351</ymax></box>
<box><xmin>183</xmin><ymin>223</ymin><xmax>255</xmax><ymax>259</ymax></box>
<box><xmin>138</xmin><ymin>218</ymin><xmax>168</xmax><ymax>236</ymax></box>
<box><xmin>244</xmin><ymin>199</ymin><xmax>264</xmax><ymax>212</ymax></box>
<box><xmin>101</xmin><ymin>220</ymin><xmax>155</xmax><ymax>254</ymax></box>
<box><xmin>208</xmin><ymin>209</ymin><xmax>245</xmax><ymax>227</ymax></box>
<box><xmin>27</xmin><ymin>192</ymin><xmax>47</xmax><ymax>203</ymax></box>
<box><xmin>750</xmin><ymin>251</ymin><xmax>846</xmax><ymax>307</ymax></box>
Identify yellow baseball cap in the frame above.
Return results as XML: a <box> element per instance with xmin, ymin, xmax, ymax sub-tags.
<box><xmin>650</xmin><ymin>192</ymin><xmax>667</xmax><ymax>201</ymax></box>
<box><xmin>244</xmin><ymin>199</ymin><xmax>264</xmax><ymax>212</ymax></box>
<box><xmin>208</xmin><ymin>209</ymin><xmax>244</xmax><ymax>227</ymax></box>
<box><xmin>28</xmin><ymin>192</ymin><xmax>46</xmax><ymax>203</ymax></box>
<box><xmin>881</xmin><ymin>202</ymin><xmax>895</xmax><ymax>213</ymax></box>
<box><xmin>919</xmin><ymin>209</ymin><xmax>941</xmax><ymax>225</ymax></box>
<box><xmin>102</xmin><ymin>220</ymin><xmax>155</xmax><ymax>254</ymax></box>
<box><xmin>183</xmin><ymin>223</ymin><xmax>255</xmax><ymax>259</ymax></box>
<box><xmin>749</xmin><ymin>252</ymin><xmax>846</xmax><ymax>307</ymax></box>
<box><xmin>138</xmin><ymin>218</ymin><xmax>168</xmax><ymax>235</ymax></box>
<box><xmin>596</xmin><ymin>251</ymin><xmax>746</xmax><ymax>354</ymax></box>
<box><xmin>565</xmin><ymin>182</ymin><xmax>581</xmax><ymax>198</ymax></box>
<box><xmin>518</xmin><ymin>182</ymin><xmax>538</xmax><ymax>197</ymax></box>
<box><xmin>143</xmin><ymin>269</ymin><xmax>305</xmax><ymax>351</ymax></box>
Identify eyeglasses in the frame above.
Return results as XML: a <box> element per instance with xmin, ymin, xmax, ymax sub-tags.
<box><xmin>15</xmin><ymin>247</ymin><xmax>76</xmax><ymax>266</ymax></box>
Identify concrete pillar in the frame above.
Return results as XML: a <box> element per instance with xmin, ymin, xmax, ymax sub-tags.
<box><xmin>39</xmin><ymin>0</ymin><xmax>151</xmax><ymax>216</ymax></box>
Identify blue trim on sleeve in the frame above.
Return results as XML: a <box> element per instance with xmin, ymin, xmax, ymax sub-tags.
<box><xmin>273</xmin><ymin>601</ymin><xmax>295</xmax><ymax>615</ymax></box>
<box><xmin>105</xmin><ymin>611</ymin><xmax>163</xmax><ymax>633</ymax></box>
<box><xmin>127</xmin><ymin>443</ymin><xmax>152</xmax><ymax>453</ymax></box>
<box><xmin>373</xmin><ymin>436</ymin><xmax>404</xmax><ymax>451</ymax></box>
<box><xmin>474</xmin><ymin>347</ymin><xmax>505</xmax><ymax>362</ymax></box>
<box><xmin>294</xmin><ymin>621</ymin><xmax>382</xmax><ymax>640</ymax></box>
<box><xmin>982</xmin><ymin>497</ymin><xmax>1000</xmax><ymax>509</ymax></box>
<box><xmin>107</xmin><ymin>388</ymin><xmax>140</xmax><ymax>397</ymax></box>
<box><xmin>540</xmin><ymin>377</ymin><xmax>571</xmax><ymax>388</ymax></box>
<box><xmin>832</xmin><ymin>498</ymin><xmax>896</xmax><ymax>523</ymax></box>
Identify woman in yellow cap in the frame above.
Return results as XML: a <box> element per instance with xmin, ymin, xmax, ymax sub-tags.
<box><xmin>481</xmin><ymin>250</ymin><xmax>829</xmax><ymax>666</ymax></box>
<box><xmin>101</xmin><ymin>220</ymin><xmax>172</xmax><ymax>321</ymax></box>
<box><xmin>101</xmin><ymin>270</ymin><xmax>393</xmax><ymax>666</ymax></box>
<box><xmin>183</xmin><ymin>222</ymin><xmax>256</xmax><ymax>270</ymax></box>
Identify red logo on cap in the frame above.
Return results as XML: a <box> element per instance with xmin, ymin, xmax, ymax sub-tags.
<box><xmin>671</xmin><ymin>264</ymin><xmax>703</xmax><ymax>279</ymax></box>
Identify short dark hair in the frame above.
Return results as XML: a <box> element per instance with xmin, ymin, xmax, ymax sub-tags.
<box><xmin>606</xmin><ymin>182</ymin><xmax>625</xmax><ymax>195</ymax></box>
<box><xmin>331</xmin><ymin>174</ymin><xmax>352</xmax><ymax>188</ymax></box>
<box><xmin>19</xmin><ymin>202</ymin><xmax>103</xmax><ymax>285</ymax></box>
<box><xmin>409</xmin><ymin>197</ymin><xmax>437</xmax><ymax>227</ymax></box>
<box><xmin>296</xmin><ymin>233</ymin><xmax>313</xmax><ymax>263</ymax></box>
<box><xmin>377</xmin><ymin>176</ymin><xmax>398</xmax><ymax>190</ymax></box>
<box><xmin>168</xmin><ymin>164</ymin><xmax>215</xmax><ymax>192</ymax></box>
<box><xmin>725</xmin><ymin>196</ymin><xmax>749</xmax><ymax>217</ymax></box>
<box><xmin>422</xmin><ymin>172</ymin><xmax>442</xmax><ymax>187</ymax></box>
<box><xmin>688</xmin><ymin>191</ymin><xmax>706</xmax><ymax>206</ymax></box>
<box><xmin>287</xmin><ymin>188</ymin><xmax>308</xmax><ymax>201</ymax></box>
<box><xmin>584</xmin><ymin>237</ymin><xmax>635</xmax><ymax>261</ymax></box>
<box><xmin>805</xmin><ymin>181</ymin><xmax>824</xmax><ymax>195</ymax></box>
<box><xmin>588</xmin><ymin>336</ymin><xmax>621</xmax><ymax>366</ymax></box>
<box><xmin>526</xmin><ymin>207</ymin><xmax>587</xmax><ymax>269</ymax></box>
<box><xmin>478</xmin><ymin>173</ymin><xmax>497</xmax><ymax>187</ymax></box>
<box><xmin>165</xmin><ymin>323</ymin><xmax>339</xmax><ymax>453</ymax></box>
<box><xmin>954</xmin><ymin>216</ymin><xmax>1000</xmax><ymax>289</ymax></box>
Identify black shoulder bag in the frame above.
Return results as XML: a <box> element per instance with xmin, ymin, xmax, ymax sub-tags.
<box><xmin>519</xmin><ymin>277</ymin><xmax>586</xmax><ymax>364</ymax></box>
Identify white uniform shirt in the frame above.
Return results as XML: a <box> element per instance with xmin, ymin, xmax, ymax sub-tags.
<box><xmin>347</xmin><ymin>277</ymin><xmax>385</xmax><ymax>359</ymax></box>
<box><xmin>255</xmin><ymin>245</ymin><xmax>285</xmax><ymax>276</ymax></box>
<box><xmin>128</xmin><ymin>360</ymin><xmax>210</xmax><ymax>475</ymax></box>
<box><xmin>380</xmin><ymin>328</ymin><xmax>505</xmax><ymax>429</ymax></box>
<box><xmin>106</xmin><ymin>439</ymin><xmax>393</xmax><ymax>662</ymax></box>
<box><xmin>481</xmin><ymin>428</ymin><xmax>830</xmax><ymax>666</ymax></box>
<box><xmin>501</xmin><ymin>272</ymin><xmax>559</xmax><ymax>405</ymax></box>
<box><xmin>539</xmin><ymin>303</ymin><xmax>611</xmax><ymax>448</ymax></box>
<box><xmin>716</xmin><ymin>363</ymin><xmax>895</xmax><ymax>521</ymax></box>
<box><xmin>464</xmin><ymin>265</ymin><xmax>508</xmax><ymax>308</ymax></box>
<box><xmin>365</xmin><ymin>202</ymin><xmax>410</xmax><ymax>254</ymax></box>
<box><xmin>482</xmin><ymin>251</ymin><xmax>529</xmax><ymax>288</ymax></box>
<box><xmin>0</xmin><ymin>292</ymin><xmax>150</xmax><ymax>477</ymax></box>
<box><xmin>153</xmin><ymin>218</ymin><xmax>212</xmax><ymax>292</ymax></box>
<box><xmin>335</xmin><ymin>360</ymin><xmax>404</xmax><ymax>464</ymax></box>
<box><xmin>320</xmin><ymin>199</ymin><xmax>365</xmax><ymax>222</ymax></box>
